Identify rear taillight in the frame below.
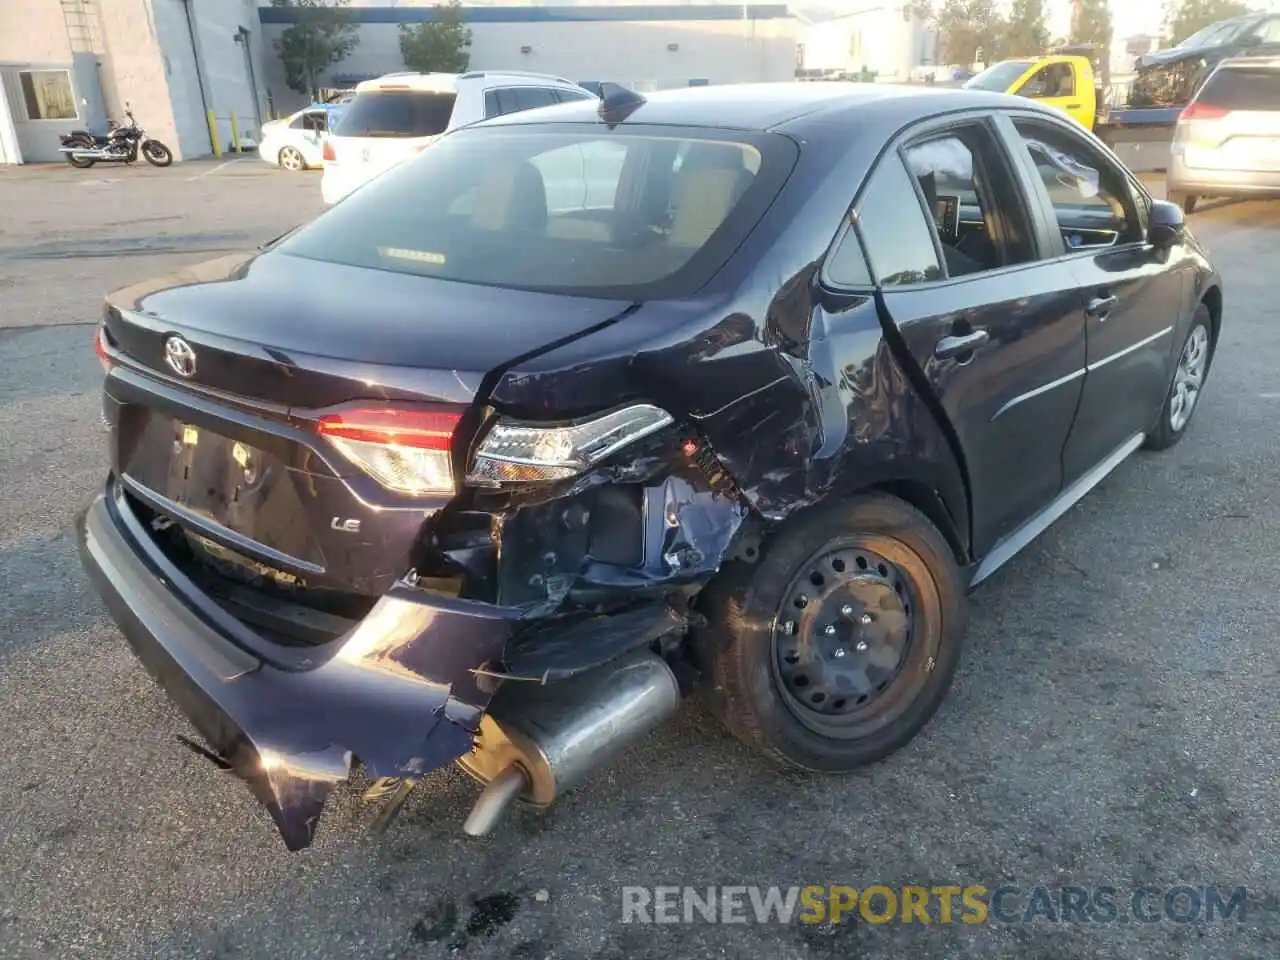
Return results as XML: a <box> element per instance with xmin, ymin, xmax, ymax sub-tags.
<box><xmin>94</xmin><ymin>327</ymin><xmax>112</xmax><ymax>372</ymax></box>
<box><xmin>317</xmin><ymin>408</ymin><xmax>461</xmax><ymax>495</ymax></box>
<box><xmin>1180</xmin><ymin>102</ymin><xmax>1230</xmax><ymax>121</ymax></box>
<box><xmin>322</xmin><ymin>140</ymin><xmax>336</xmax><ymax>162</ymax></box>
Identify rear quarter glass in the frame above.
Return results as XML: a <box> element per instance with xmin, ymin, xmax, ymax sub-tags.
<box><xmin>276</xmin><ymin>124</ymin><xmax>800</xmax><ymax>301</ymax></box>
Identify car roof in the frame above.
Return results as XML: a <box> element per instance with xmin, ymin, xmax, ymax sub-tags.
<box><xmin>354</xmin><ymin>71</ymin><xmax>580</xmax><ymax>94</ymax></box>
<box><xmin>477</xmin><ymin>82</ymin><xmax>1027</xmax><ymax>134</ymax></box>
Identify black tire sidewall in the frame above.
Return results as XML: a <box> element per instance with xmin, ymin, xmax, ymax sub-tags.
<box><xmin>698</xmin><ymin>494</ymin><xmax>966</xmax><ymax>772</ymax></box>
<box><xmin>142</xmin><ymin>141</ymin><xmax>172</xmax><ymax>167</ymax></box>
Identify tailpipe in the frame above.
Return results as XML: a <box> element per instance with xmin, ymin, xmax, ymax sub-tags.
<box><xmin>457</xmin><ymin>649</ymin><xmax>681</xmax><ymax>836</ymax></box>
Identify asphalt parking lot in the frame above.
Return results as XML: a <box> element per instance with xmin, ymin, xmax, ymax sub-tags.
<box><xmin>1</xmin><ymin>157</ymin><xmax>1278</xmax><ymax>959</ymax></box>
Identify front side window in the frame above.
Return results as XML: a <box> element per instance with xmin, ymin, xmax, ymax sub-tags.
<box><xmin>19</xmin><ymin>70</ymin><xmax>76</xmax><ymax>120</ymax></box>
<box><xmin>278</xmin><ymin>126</ymin><xmax>796</xmax><ymax>298</ymax></box>
<box><xmin>1019</xmin><ymin>63</ymin><xmax>1075</xmax><ymax>99</ymax></box>
<box><xmin>333</xmin><ymin>91</ymin><xmax>456</xmax><ymax>138</ymax></box>
<box><xmin>291</xmin><ymin>110</ymin><xmax>327</xmax><ymax>132</ymax></box>
<box><xmin>1010</xmin><ymin>119</ymin><xmax>1142</xmax><ymax>249</ymax></box>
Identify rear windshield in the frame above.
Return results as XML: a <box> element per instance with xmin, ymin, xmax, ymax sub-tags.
<box><xmin>1198</xmin><ymin>68</ymin><xmax>1280</xmax><ymax>110</ymax></box>
<box><xmin>333</xmin><ymin>91</ymin><xmax>456</xmax><ymax>138</ymax></box>
<box><xmin>277</xmin><ymin>125</ymin><xmax>797</xmax><ymax>299</ymax></box>
<box><xmin>964</xmin><ymin>61</ymin><xmax>1034</xmax><ymax>92</ymax></box>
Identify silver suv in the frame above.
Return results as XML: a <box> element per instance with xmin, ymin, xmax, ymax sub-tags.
<box><xmin>1168</xmin><ymin>56</ymin><xmax>1280</xmax><ymax>213</ymax></box>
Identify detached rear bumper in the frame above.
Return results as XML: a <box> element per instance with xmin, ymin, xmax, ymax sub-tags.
<box><xmin>77</xmin><ymin>480</ymin><xmax>519</xmax><ymax>850</ymax></box>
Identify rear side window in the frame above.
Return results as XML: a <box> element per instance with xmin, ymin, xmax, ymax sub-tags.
<box><xmin>1197</xmin><ymin>68</ymin><xmax>1280</xmax><ymax>110</ymax></box>
<box><xmin>485</xmin><ymin>87</ymin><xmax>562</xmax><ymax>117</ymax></box>
<box><xmin>277</xmin><ymin>126</ymin><xmax>797</xmax><ymax>298</ymax></box>
<box><xmin>333</xmin><ymin>91</ymin><xmax>456</xmax><ymax>138</ymax></box>
<box><xmin>837</xmin><ymin>155</ymin><xmax>942</xmax><ymax>286</ymax></box>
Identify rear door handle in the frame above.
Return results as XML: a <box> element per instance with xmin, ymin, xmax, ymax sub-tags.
<box><xmin>934</xmin><ymin>329</ymin><xmax>989</xmax><ymax>360</ymax></box>
<box><xmin>1086</xmin><ymin>294</ymin><xmax>1119</xmax><ymax>318</ymax></box>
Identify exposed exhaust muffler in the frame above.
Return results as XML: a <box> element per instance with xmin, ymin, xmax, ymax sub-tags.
<box><xmin>58</xmin><ymin>146</ymin><xmax>111</xmax><ymax>160</ymax></box>
<box><xmin>457</xmin><ymin>649</ymin><xmax>681</xmax><ymax>836</ymax></box>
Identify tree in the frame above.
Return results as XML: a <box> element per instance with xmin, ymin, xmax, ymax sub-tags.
<box><xmin>271</xmin><ymin>0</ymin><xmax>359</xmax><ymax>101</ymax></box>
<box><xmin>399</xmin><ymin>1</ymin><xmax>472</xmax><ymax>75</ymax></box>
<box><xmin>999</xmin><ymin>0</ymin><xmax>1050</xmax><ymax>58</ymax></box>
<box><xmin>1164</xmin><ymin>0</ymin><xmax>1252</xmax><ymax>44</ymax></box>
<box><xmin>930</xmin><ymin>0</ymin><xmax>1005</xmax><ymax>66</ymax></box>
<box><xmin>1070</xmin><ymin>0</ymin><xmax>1113</xmax><ymax>52</ymax></box>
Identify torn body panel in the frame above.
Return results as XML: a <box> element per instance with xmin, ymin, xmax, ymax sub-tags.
<box><xmin>78</xmin><ymin>480</ymin><xmax>517</xmax><ymax>850</ymax></box>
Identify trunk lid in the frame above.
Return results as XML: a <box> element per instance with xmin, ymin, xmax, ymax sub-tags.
<box><xmin>101</xmin><ymin>250</ymin><xmax>633</xmax><ymax>603</ymax></box>
<box><xmin>104</xmin><ymin>250</ymin><xmax>633</xmax><ymax>408</ymax></box>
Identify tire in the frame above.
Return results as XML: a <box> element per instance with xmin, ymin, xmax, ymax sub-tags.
<box><xmin>1145</xmin><ymin>304</ymin><xmax>1213</xmax><ymax>451</ymax></box>
<box><xmin>1169</xmin><ymin>191</ymin><xmax>1198</xmax><ymax>215</ymax></box>
<box><xmin>141</xmin><ymin>139</ymin><xmax>173</xmax><ymax>167</ymax></box>
<box><xmin>694</xmin><ymin>492</ymin><xmax>966</xmax><ymax>772</ymax></box>
<box><xmin>277</xmin><ymin>146</ymin><xmax>306</xmax><ymax>172</ymax></box>
<box><xmin>64</xmin><ymin>140</ymin><xmax>95</xmax><ymax>168</ymax></box>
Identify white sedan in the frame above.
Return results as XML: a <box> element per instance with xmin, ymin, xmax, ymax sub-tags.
<box><xmin>257</xmin><ymin>107</ymin><xmax>338</xmax><ymax>172</ymax></box>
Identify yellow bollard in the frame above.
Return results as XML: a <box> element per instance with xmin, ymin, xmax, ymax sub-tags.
<box><xmin>206</xmin><ymin>109</ymin><xmax>222</xmax><ymax>158</ymax></box>
<box><xmin>230</xmin><ymin>111</ymin><xmax>240</xmax><ymax>153</ymax></box>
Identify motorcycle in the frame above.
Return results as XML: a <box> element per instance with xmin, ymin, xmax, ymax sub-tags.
<box><xmin>58</xmin><ymin>107</ymin><xmax>173</xmax><ymax>169</ymax></box>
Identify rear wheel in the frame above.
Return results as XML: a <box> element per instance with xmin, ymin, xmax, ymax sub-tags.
<box><xmin>64</xmin><ymin>140</ymin><xmax>95</xmax><ymax>168</ymax></box>
<box><xmin>278</xmin><ymin>146</ymin><xmax>306</xmax><ymax>171</ymax></box>
<box><xmin>1169</xmin><ymin>191</ymin><xmax>1198</xmax><ymax>215</ymax></box>
<box><xmin>1145</xmin><ymin>305</ymin><xmax>1213</xmax><ymax>450</ymax></box>
<box><xmin>695</xmin><ymin>493</ymin><xmax>965</xmax><ymax>772</ymax></box>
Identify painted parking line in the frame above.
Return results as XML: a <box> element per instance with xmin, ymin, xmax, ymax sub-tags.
<box><xmin>184</xmin><ymin>158</ymin><xmax>247</xmax><ymax>181</ymax></box>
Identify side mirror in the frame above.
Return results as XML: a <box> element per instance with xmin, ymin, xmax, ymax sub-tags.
<box><xmin>1148</xmin><ymin>199</ymin><xmax>1185</xmax><ymax>249</ymax></box>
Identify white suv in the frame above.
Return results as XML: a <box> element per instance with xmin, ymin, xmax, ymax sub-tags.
<box><xmin>320</xmin><ymin>70</ymin><xmax>598</xmax><ymax>204</ymax></box>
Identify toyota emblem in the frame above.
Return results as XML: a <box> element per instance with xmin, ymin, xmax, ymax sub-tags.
<box><xmin>164</xmin><ymin>336</ymin><xmax>197</xmax><ymax>378</ymax></box>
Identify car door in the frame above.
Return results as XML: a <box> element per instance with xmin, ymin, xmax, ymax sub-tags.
<box><xmin>298</xmin><ymin>109</ymin><xmax>327</xmax><ymax>164</ymax></box>
<box><xmin>838</xmin><ymin>115</ymin><xmax>1089</xmax><ymax>556</ymax></box>
<box><xmin>1002</xmin><ymin>114</ymin><xmax>1187</xmax><ymax>486</ymax></box>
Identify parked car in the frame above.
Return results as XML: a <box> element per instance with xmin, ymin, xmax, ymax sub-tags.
<box><xmin>81</xmin><ymin>83</ymin><xmax>1221</xmax><ymax>851</ymax></box>
<box><xmin>1133</xmin><ymin>12</ymin><xmax>1280</xmax><ymax>108</ymax></box>
<box><xmin>1168</xmin><ymin>56</ymin><xmax>1280</xmax><ymax>213</ymax></box>
<box><xmin>257</xmin><ymin>105</ymin><xmax>340</xmax><ymax>171</ymax></box>
<box><xmin>320</xmin><ymin>70</ymin><xmax>599</xmax><ymax>204</ymax></box>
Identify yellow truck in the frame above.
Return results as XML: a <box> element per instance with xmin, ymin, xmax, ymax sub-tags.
<box><xmin>963</xmin><ymin>55</ymin><xmax>1099</xmax><ymax>129</ymax></box>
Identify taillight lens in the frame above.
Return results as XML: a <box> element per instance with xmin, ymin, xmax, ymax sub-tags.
<box><xmin>1179</xmin><ymin>102</ymin><xmax>1229</xmax><ymax>121</ymax></box>
<box><xmin>322</xmin><ymin>140</ymin><xmax>336</xmax><ymax>162</ymax></box>
<box><xmin>317</xmin><ymin>408</ymin><xmax>461</xmax><ymax>495</ymax></box>
<box><xmin>94</xmin><ymin>327</ymin><xmax>112</xmax><ymax>372</ymax></box>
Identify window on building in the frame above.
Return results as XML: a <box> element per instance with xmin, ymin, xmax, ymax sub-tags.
<box><xmin>19</xmin><ymin>71</ymin><xmax>76</xmax><ymax>121</ymax></box>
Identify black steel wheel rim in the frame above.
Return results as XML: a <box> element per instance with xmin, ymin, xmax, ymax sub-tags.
<box><xmin>771</xmin><ymin>544</ymin><xmax>918</xmax><ymax>738</ymax></box>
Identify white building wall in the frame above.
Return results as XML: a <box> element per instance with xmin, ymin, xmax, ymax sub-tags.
<box><xmin>802</xmin><ymin>4</ymin><xmax>934</xmax><ymax>81</ymax></box>
<box><xmin>260</xmin><ymin>18</ymin><xmax>798</xmax><ymax>114</ymax></box>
